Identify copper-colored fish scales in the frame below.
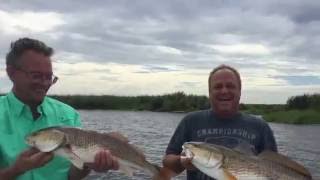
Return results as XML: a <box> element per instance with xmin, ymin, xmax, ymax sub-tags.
<box><xmin>220</xmin><ymin>145</ymin><xmax>311</xmax><ymax>179</ymax></box>
<box><xmin>26</xmin><ymin>127</ymin><xmax>160</xmax><ymax>178</ymax></box>
<box><xmin>56</xmin><ymin>127</ymin><xmax>150</xmax><ymax>168</ymax></box>
<box><xmin>183</xmin><ymin>142</ymin><xmax>313</xmax><ymax>180</ymax></box>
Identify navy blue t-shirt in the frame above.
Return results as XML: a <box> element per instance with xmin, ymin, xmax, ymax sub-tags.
<box><xmin>166</xmin><ymin>109</ymin><xmax>277</xmax><ymax>180</ymax></box>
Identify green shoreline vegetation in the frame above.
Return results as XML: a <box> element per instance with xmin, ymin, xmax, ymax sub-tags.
<box><xmin>1</xmin><ymin>92</ymin><xmax>319</xmax><ymax>124</ymax></box>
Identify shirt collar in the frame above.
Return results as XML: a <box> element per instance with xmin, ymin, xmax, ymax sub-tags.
<box><xmin>210</xmin><ymin>109</ymin><xmax>242</xmax><ymax>121</ymax></box>
<box><xmin>7</xmin><ymin>91</ymin><xmax>48</xmax><ymax>117</ymax></box>
<box><xmin>7</xmin><ymin>91</ymin><xmax>25</xmax><ymax>117</ymax></box>
<box><xmin>38</xmin><ymin>98</ymin><xmax>48</xmax><ymax>117</ymax></box>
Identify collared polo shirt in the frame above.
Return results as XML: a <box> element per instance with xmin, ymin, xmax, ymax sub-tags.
<box><xmin>0</xmin><ymin>92</ymin><xmax>81</xmax><ymax>180</ymax></box>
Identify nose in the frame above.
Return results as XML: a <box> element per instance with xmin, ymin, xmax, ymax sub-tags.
<box><xmin>35</xmin><ymin>80</ymin><xmax>51</xmax><ymax>88</ymax></box>
<box><xmin>221</xmin><ymin>85</ymin><xmax>229</xmax><ymax>93</ymax></box>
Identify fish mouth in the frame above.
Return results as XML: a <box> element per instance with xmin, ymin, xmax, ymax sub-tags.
<box><xmin>182</xmin><ymin>143</ymin><xmax>195</xmax><ymax>159</ymax></box>
<box><xmin>25</xmin><ymin>133</ymin><xmax>36</xmax><ymax>146</ymax></box>
<box><xmin>25</xmin><ymin>137</ymin><xmax>32</xmax><ymax>146</ymax></box>
<box><xmin>185</xmin><ymin>150</ymin><xmax>194</xmax><ymax>159</ymax></box>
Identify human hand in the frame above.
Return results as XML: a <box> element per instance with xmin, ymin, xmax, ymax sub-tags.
<box><xmin>180</xmin><ymin>153</ymin><xmax>196</xmax><ymax>171</ymax></box>
<box><xmin>12</xmin><ymin>148</ymin><xmax>53</xmax><ymax>174</ymax></box>
<box><xmin>84</xmin><ymin>150</ymin><xmax>119</xmax><ymax>173</ymax></box>
<box><xmin>153</xmin><ymin>167</ymin><xmax>174</xmax><ymax>180</ymax></box>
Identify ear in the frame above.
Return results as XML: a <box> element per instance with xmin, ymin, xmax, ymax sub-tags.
<box><xmin>6</xmin><ymin>65</ymin><xmax>15</xmax><ymax>81</ymax></box>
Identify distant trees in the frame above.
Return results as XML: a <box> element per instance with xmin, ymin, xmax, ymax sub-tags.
<box><xmin>2</xmin><ymin>92</ymin><xmax>318</xmax><ymax>113</ymax></box>
<box><xmin>157</xmin><ymin>92</ymin><xmax>209</xmax><ymax>112</ymax></box>
<box><xmin>286</xmin><ymin>93</ymin><xmax>320</xmax><ymax>110</ymax></box>
<box><xmin>50</xmin><ymin>91</ymin><xmax>210</xmax><ymax>112</ymax></box>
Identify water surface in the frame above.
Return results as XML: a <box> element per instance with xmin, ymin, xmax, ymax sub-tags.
<box><xmin>79</xmin><ymin>110</ymin><xmax>320</xmax><ymax>180</ymax></box>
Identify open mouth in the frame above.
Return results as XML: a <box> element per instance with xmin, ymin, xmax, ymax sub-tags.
<box><xmin>35</xmin><ymin>89</ymin><xmax>46</xmax><ymax>93</ymax></box>
<box><xmin>217</xmin><ymin>98</ymin><xmax>233</xmax><ymax>102</ymax></box>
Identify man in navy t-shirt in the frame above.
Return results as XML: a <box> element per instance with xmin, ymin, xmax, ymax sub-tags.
<box><xmin>161</xmin><ymin>64</ymin><xmax>277</xmax><ymax>180</ymax></box>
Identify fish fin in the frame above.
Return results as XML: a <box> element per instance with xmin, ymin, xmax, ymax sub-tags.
<box><xmin>223</xmin><ymin>169</ymin><xmax>237</xmax><ymax>180</ymax></box>
<box><xmin>119</xmin><ymin>165</ymin><xmax>135</xmax><ymax>177</ymax></box>
<box><xmin>258</xmin><ymin>150</ymin><xmax>311</xmax><ymax>177</ymax></box>
<box><xmin>232</xmin><ymin>141</ymin><xmax>256</xmax><ymax>155</ymax></box>
<box><xmin>107</xmin><ymin>131</ymin><xmax>129</xmax><ymax>143</ymax></box>
<box><xmin>66</xmin><ymin>145</ymin><xmax>85</xmax><ymax>169</ymax></box>
<box><xmin>56</xmin><ymin>145</ymin><xmax>85</xmax><ymax>169</ymax></box>
<box><xmin>104</xmin><ymin>132</ymin><xmax>146</xmax><ymax>159</ymax></box>
<box><xmin>145</xmin><ymin>163</ymin><xmax>161</xmax><ymax>176</ymax></box>
<box><xmin>132</xmin><ymin>145</ymin><xmax>147</xmax><ymax>159</ymax></box>
<box><xmin>70</xmin><ymin>156</ymin><xmax>85</xmax><ymax>169</ymax></box>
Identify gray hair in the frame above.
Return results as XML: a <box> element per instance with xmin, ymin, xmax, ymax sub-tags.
<box><xmin>6</xmin><ymin>37</ymin><xmax>53</xmax><ymax>67</ymax></box>
<box><xmin>208</xmin><ymin>64</ymin><xmax>242</xmax><ymax>90</ymax></box>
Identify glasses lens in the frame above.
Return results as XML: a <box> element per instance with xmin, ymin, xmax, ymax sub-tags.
<box><xmin>16</xmin><ymin>67</ymin><xmax>58</xmax><ymax>84</ymax></box>
<box><xmin>29</xmin><ymin>72</ymin><xmax>44</xmax><ymax>82</ymax></box>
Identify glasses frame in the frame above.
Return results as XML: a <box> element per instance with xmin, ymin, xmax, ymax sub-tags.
<box><xmin>15</xmin><ymin>67</ymin><xmax>58</xmax><ymax>84</ymax></box>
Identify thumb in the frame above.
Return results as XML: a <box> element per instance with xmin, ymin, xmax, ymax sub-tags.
<box><xmin>30</xmin><ymin>152</ymin><xmax>53</xmax><ymax>162</ymax></box>
<box><xmin>21</xmin><ymin>148</ymin><xmax>40</xmax><ymax>157</ymax></box>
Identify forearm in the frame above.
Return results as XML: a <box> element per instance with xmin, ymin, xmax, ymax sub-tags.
<box><xmin>0</xmin><ymin>165</ymin><xmax>25</xmax><ymax>180</ymax></box>
<box><xmin>163</xmin><ymin>154</ymin><xmax>185</xmax><ymax>175</ymax></box>
<box><xmin>68</xmin><ymin>165</ymin><xmax>91</xmax><ymax>180</ymax></box>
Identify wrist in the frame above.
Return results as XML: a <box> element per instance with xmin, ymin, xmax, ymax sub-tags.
<box><xmin>11</xmin><ymin>163</ymin><xmax>26</xmax><ymax>176</ymax></box>
<box><xmin>0</xmin><ymin>165</ymin><xmax>25</xmax><ymax>180</ymax></box>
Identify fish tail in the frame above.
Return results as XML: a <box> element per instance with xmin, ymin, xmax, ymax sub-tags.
<box><xmin>151</xmin><ymin>163</ymin><xmax>161</xmax><ymax>175</ymax></box>
<box><xmin>146</xmin><ymin>163</ymin><xmax>161</xmax><ymax>176</ymax></box>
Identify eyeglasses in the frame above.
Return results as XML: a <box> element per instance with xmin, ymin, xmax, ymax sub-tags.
<box><xmin>15</xmin><ymin>67</ymin><xmax>58</xmax><ymax>84</ymax></box>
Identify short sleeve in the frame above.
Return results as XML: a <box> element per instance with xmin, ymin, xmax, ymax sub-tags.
<box><xmin>262</xmin><ymin>123</ymin><xmax>278</xmax><ymax>152</ymax></box>
<box><xmin>165</xmin><ymin>117</ymin><xmax>190</xmax><ymax>155</ymax></box>
<box><xmin>71</xmin><ymin>110</ymin><xmax>82</xmax><ymax>128</ymax></box>
<box><xmin>55</xmin><ymin>101</ymin><xmax>82</xmax><ymax>128</ymax></box>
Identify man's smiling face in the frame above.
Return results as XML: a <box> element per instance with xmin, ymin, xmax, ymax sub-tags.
<box><xmin>209</xmin><ymin>68</ymin><xmax>241</xmax><ymax>118</ymax></box>
<box><xmin>11</xmin><ymin>50</ymin><xmax>54</xmax><ymax>106</ymax></box>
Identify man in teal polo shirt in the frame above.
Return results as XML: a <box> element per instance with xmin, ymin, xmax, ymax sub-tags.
<box><xmin>0</xmin><ymin>38</ymin><xmax>119</xmax><ymax>179</ymax></box>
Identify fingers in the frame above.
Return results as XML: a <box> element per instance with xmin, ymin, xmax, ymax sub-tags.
<box><xmin>111</xmin><ymin>156</ymin><xmax>119</xmax><ymax>170</ymax></box>
<box><xmin>13</xmin><ymin>148</ymin><xmax>53</xmax><ymax>173</ymax></box>
<box><xmin>20</xmin><ymin>147</ymin><xmax>39</xmax><ymax>157</ymax></box>
<box><xmin>103</xmin><ymin>150</ymin><xmax>119</xmax><ymax>170</ymax></box>
<box><xmin>88</xmin><ymin>149</ymin><xmax>119</xmax><ymax>172</ymax></box>
<box><xmin>30</xmin><ymin>152</ymin><xmax>53</xmax><ymax>165</ymax></box>
<box><xmin>180</xmin><ymin>156</ymin><xmax>196</xmax><ymax>171</ymax></box>
<box><xmin>95</xmin><ymin>150</ymin><xmax>108</xmax><ymax>171</ymax></box>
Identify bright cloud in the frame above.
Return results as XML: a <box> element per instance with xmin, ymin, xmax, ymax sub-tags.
<box><xmin>0</xmin><ymin>10</ymin><xmax>65</xmax><ymax>34</ymax></box>
<box><xmin>0</xmin><ymin>0</ymin><xmax>319</xmax><ymax>104</ymax></box>
<box><xmin>210</xmin><ymin>44</ymin><xmax>271</xmax><ymax>55</ymax></box>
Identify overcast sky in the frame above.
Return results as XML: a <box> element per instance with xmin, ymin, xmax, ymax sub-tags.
<box><xmin>0</xmin><ymin>0</ymin><xmax>319</xmax><ymax>104</ymax></box>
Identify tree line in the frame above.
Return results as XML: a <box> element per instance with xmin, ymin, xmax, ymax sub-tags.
<box><xmin>50</xmin><ymin>92</ymin><xmax>210</xmax><ymax>112</ymax></box>
<box><xmin>286</xmin><ymin>93</ymin><xmax>320</xmax><ymax>110</ymax></box>
<box><xmin>1</xmin><ymin>92</ymin><xmax>319</xmax><ymax>112</ymax></box>
<box><xmin>50</xmin><ymin>92</ymin><xmax>320</xmax><ymax>112</ymax></box>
